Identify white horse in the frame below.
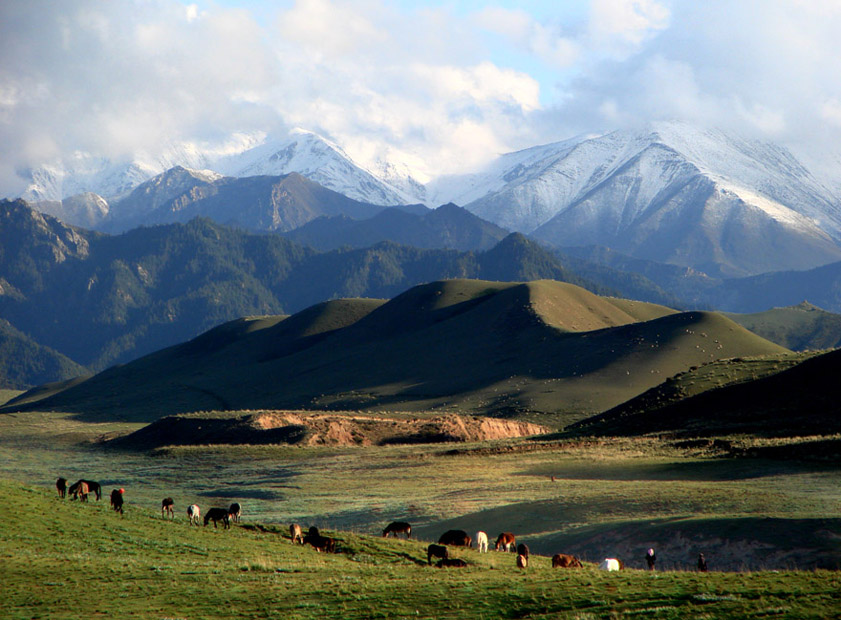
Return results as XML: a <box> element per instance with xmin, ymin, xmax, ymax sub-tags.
<box><xmin>599</xmin><ymin>558</ymin><xmax>622</xmax><ymax>571</ymax></box>
<box><xmin>187</xmin><ymin>504</ymin><xmax>201</xmax><ymax>526</ymax></box>
<box><xmin>475</xmin><ymin>531</ymin><xmax>488</xmax><ymax>553</ymax></box>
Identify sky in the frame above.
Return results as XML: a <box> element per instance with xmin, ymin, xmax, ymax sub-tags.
<box><xmin>2</xmin><ymin>0</ymin><xmax>841</xmax><ymax>190</ymax></box>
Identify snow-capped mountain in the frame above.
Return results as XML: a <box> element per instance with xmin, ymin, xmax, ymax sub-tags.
<box><xmin>450</xmin><ymin>122</ymin><xmax>841</xmax><ymax>276</ymax></box>
<box><xmin>214</xmin><ymin>129</ymin><xmax>421</xmax><ymax>206</ymax></box>
<box><xmin>15</xmin><ymin>129</ymin><xmax>421</xmax><ymax>209</ymax></box>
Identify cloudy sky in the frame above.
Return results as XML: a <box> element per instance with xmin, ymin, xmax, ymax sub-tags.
<box><xmin>2</xmin><ymin>0</ymin><xmax>841</xmax><ymax>190</ymax></box>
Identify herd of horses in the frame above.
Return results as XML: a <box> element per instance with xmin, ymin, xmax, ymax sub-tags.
<box><xmin>56</xmin><ymin>477</ymin><xmax>690</xmax><ymax>571</ymax></box>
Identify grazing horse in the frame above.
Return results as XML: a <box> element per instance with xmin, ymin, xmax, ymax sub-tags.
<box><xmin>228</xmin><ymin>502</ymin><xmax>242</xmax><ymax>523</ymax></box>
<box><xmin>56</xmin><ymin>477</ymin><xmax>67</xmax><ymax>498</ymax></box>
<box><xmin>68</xmin><ymin>480</ymin><xmax>89</xmax><ymax>501</ymax></box>
<box><xmin>552</xmin><ymin>553</ymin><xmax>583</xmax><ymax>568</ymax></box>
<box><xmin>517</xmin><ymin>543</ymin><xmax>529</xmax><ymax>559</ymax></box>
<box><xmin>475</xmin><ymin>531</ymin><xmax>488</xmax><ymax>553</ymax></box>
<box><xmin>427</xmin><ymin>544</ymin><xmax>449</xmax><ymax>565</ymax></box>
<box><xmin>303</xmin><ymin>529</ymin><xmax>336</xmax><ymax>553</ymax></box>
<box><xmin>204</xmin><ymin>508</ymin><xmax>230</xmax><ymax>529</ymax></box>
<box><xmin>646</xmin><ymin>548</ymin><xmax>656</xmax><ymax>570</ymax></box>
<box><xmin>438</xmin><ymin>529</ymin><xmax>472</xmax><ymax>547</ymax></box>
<box><xmin>495</xmin><ymin>532</ymin><xmax>515</xmax><ymax>552</ymax></box>
<box><xmin>436</xmin><ymin>558</ymin><xmax>467</xmax><ymax>568</ymax></box>
<box><xmin>290</xmin><ymin>523</ymin><xmax>304</xmax><ymax>544</ymax></box>
<box><xmin>81</xmin><ymin>480</ymin><xmax>102</xmax><ymax>501</ymax></box>
<box><xmin>110</xmin><ymin>488</ymin><xmax>124</xmax><ymax>514</ymax></box>
<box><xmin>516</xmin><ymin>554</ymin><xmax>528</xmax><ymax>569</ymax></box>
<box><xmin>698</xmin><ymin>553</ymin><xmax>708</xmax><ymax>572</ymax></box>
<box><xmin>599</xmin><ymin>558</ymin><xmax>622</xmax><ymax>571</ymax></box>
<box><xmin>187</xmin><ymin>504</ymin><xmax>201</xmax><ymax>526</ymax></box>
<box><xmin>161</xmin><ymin>498</ymin><xmax>175</xmax><ymax>519</ymax></box>
<box><xmin>382</xmin><ymin>521</ymin><xmax>411</xmax><ymax>539</ymax></box>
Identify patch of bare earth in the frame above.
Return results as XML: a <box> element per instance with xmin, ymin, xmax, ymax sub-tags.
<box><xmin>249</xmin><ymin>412</ymin><xmax>549</xmax><ymax>446</ymax></box>
<box><xmin>113</xmin><ymin>411</ymin><xmax>550</xmax><ymax>449</ymax></box>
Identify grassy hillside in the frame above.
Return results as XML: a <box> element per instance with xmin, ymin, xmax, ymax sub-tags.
<box><xmin>567</xmin><ymin>352</ymin><xmax>820</xmax><ymax>434</ymax></box>
<box><xmin>725</xmin><ymin>302</ymin><xmax>841</xmax><ymax>350</ymax></box>
<box><xmin>571</xmin><ymin>347</ymin><xmax>841</xmax><ymax>437</ymax></box>
<box><xmin>3</xmin><ymin>279</ymin><xmax>787</xmax><ymax>425</ymax></box>
<box><xmin>4</xmin><ymin>420</ymin><xmax>841</xmax><ymax>620</ymax></box>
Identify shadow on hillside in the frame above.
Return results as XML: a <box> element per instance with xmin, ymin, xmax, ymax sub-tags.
<box><xmin>528</xmin><ymin>516</ymin><xmax>841</xmax><ymax>572</ymax></box>
<box><xmin>515</xmin><ymin>458</ymin><xmax>832</xmax><ymax>482</ymax></box>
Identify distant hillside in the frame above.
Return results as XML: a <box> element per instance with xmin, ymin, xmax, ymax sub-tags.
<box><xmin>570</xmin><ymin>348</ymin><xmax>841</xmax><ymax>437</ymax></box>
<box><xmin>725</xmin><ymin>302</ymin><xmax>841</xmax><ymax>350</ymax></box>
<box><xmin>4</xmin><ymin>279</ymin><xmax>786</xmax><ymax>425</ymax></box>
<box><xmin>285</xmin><ymin>203</ymin><xmax>509</xmax><ymax>252</ymax></box>
<box><xmin>3</xmin><ymin>199</ymin><xmax>638</xmax><ymax>372</ymax></box>
<box><xmin>0</xmin><ymin>319</ymin><xmax>88</xmax><ymax>389</ymax></box>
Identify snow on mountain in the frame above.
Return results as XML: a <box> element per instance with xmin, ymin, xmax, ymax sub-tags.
<box><xmin>448</xmin><ymin>122</ymin><xmax>841</xmax><ymax>276</ymax></box>
<box><xmin>215</xmin><ymin>129</ymin><xmax>416</xmax><ymax>206</ymax></box>
<box><xmin>32</xmin><ymin>192</ymin><xmax>110</xmax><ymax>229</ymax></box>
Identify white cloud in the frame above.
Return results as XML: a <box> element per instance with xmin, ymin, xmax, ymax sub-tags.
<box><xmin>2</xmin><ymin>0</ymin><xmax>841</xmax><ymax>193</ymax></box>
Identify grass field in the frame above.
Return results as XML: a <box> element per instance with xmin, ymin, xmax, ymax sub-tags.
<box><xmin>4</xmin><ymin>477</ymin><xmax>841</xmax><ymax>620</ymax></box>
<box><xmin>3</xmin><ymin>410</ymin><xmax>841</xmax><ymax>576</ymax></box>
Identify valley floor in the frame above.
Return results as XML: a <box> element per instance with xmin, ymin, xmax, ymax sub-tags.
<box><xmin>2</xmin><ymin>410</ymin><xmax>841</xmax><ymax>618</ymax></box>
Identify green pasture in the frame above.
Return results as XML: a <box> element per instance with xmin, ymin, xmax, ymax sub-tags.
<box><xmin>2</xmin><ymin>411</ymin><xmax>841</xmax><ymax>575</ymax></box>
<box><xmin>3</xmin><ymin>478</ymin><xmax>841</xmax><ymax>620</ymax></box>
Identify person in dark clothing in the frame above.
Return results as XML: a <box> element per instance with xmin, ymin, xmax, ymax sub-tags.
<box><xmin>645</xmin><ymin>548</ymin><xmax>656</xmax><ymax>570</ymax></box>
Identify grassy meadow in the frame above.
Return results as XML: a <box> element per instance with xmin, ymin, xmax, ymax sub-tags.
<box><xmin>3</xmin><ymin>409</ymin><xmax>841</xmax><ymax>618</ymax></box>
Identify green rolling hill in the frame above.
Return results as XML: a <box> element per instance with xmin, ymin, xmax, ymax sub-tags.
<box><xmin>725</xmin><ymin>301</ymin><xmax>841</xmax><ymax>350</ymax></box>
<box><xmin>4</xmin><ymin>279</ymin><xmax>787</xmax><ymax>426</ymax></box>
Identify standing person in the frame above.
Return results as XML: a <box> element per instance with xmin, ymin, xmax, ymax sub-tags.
<box><xmin>645</xmin><ymin>548</ymin><xmax>656</xmax><ymax>570</ymax></box>
<box><xmin>110</xmin><ymin>488</ymin><xmax>125</xmax><ymax>514</ymax></box>
<box><xmin>698</xmin><ymin>552</ymin><xmax>708</xmax><ymax>572</ymax></box>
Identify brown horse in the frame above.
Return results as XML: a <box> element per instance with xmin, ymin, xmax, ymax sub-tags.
<box><xmin>382</xmin><ymin>521</ymin><xmax>411</xmax><ymax>539</ymax></box>
<box><xmin>438</xmin><ymin>529</ymin><xmax>472</xmax><ymax>547</ymax></box>
<box><xmin>516</xmin><ymin>554</ymin><xmax>528</xmax><ymax>569</ymax></box>
<box><xmin>552</xmin><ymin>553</ymin><xmax>583</xmax><ymax>568</ymax></box>
<box><xmin>161</xmin><ymin>498</ymin><xmax>175</xmax><ymax>519</ymax></box>
<box><xmin>56</xmin><ymin>477</ymin><xmax>67</xmax><ymax>498</ymax></box>
<box><xmin>494</xmin><ymin>532</ymin><xmax>515</xmax><ymax>552</ymax></box>
<box><xmin>290</xmin><ymin>523</ymin><xmax>304</xmax><ymax>544</ymax></box>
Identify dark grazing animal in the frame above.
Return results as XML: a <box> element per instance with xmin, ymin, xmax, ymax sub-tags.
<box><xmin>56</xmin><ymin>477</ymin><xmax>67</xmax><ymax>498</ymax></box>
<box><xmin>204</xmin><ymin>507</ymin><xmax>230</xmax><ymax>529</ymax></box>
<box><xmin>517</xmin><ymin>543</ymin><xmax>529</xmax><ymax>559</ymax></box>
<box><xmin>552</xmin><ymin>553</ymin><xmax>583</xmax><ymax>568</ymax></box>
<box><xmin>698</xmin><ymin>553</ymin><xmax>708</xmax><ymax>572</ymax></box>
<box><xmin>303</xmin><ymin>529</ymin><xmax>336</xmax><ymax>553</ymax></box>
<box><xmin>290</xmin><ymin>523</ymin><xmax>304</xmax><ymax>544</ymax></box>
<box><xmin>187</xmin><ymin>504</ymin><xmax>201</xmax><ymax>525</ymax></box>
<box><xmin>516</xmin><ymin>554</ymin><xmax>528</xmax><ymax>569</ymax></box>
<box><xmin>436</xmin><ymin>558</ymin><xmax>467</xmax><ymax>568</ymax></box>
<box><xmin>646</xmin><ymin>548</ymin><xmax>656</xmax><ymax>570</ymax></box>
<box><xmin>228</xmin><ymin>502</ymin><xmax>242</xmax><ymax>523</ymax></box>
<box><xmin>382</xmin><ymin>521</ymin><xmax>412</xmax><ymax>538</ymax></box>
<box><xmin>495</xmin><ymin>532</ymin><xmax>515</xmax><ymax>552</ymax></box>
<box><xmin>438</xmin><ymin>529</ymin><xmax>472</xmax><ymax>547</ymax></box>
<box><xmin>110</xmin><ymin>488</ymin><xmax>124</xmax><ymax>514</ymax></box>
<box><xmin>427</xmin><ymin>544</ymin><xmax>449</xmax><ymax>565</ymax></box>
<box><xmin>161</xmin><ymin>498</ymin><xmax>175</xmax><ymax>519</ymax></box>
